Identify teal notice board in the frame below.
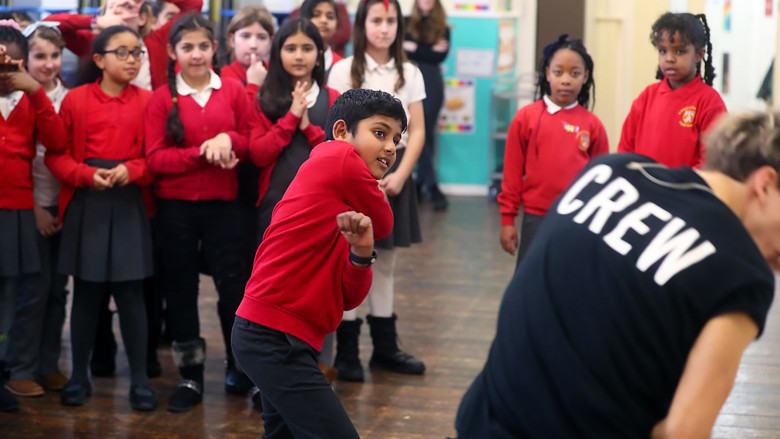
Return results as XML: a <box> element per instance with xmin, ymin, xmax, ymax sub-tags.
<box><xmin>437</xmin><ymin>14</ymin><xmax>519</xmax><ymax>188</ymax></box>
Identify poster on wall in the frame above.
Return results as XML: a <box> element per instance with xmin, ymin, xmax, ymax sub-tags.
<box><xmin>453</xmin><ymin>0</ymin><xmax>491</xmax><ymax>11</ymax></box>
<box><xmin>456</xmin><ymin>49</ymin><xmax>495</xmax><ymax>78</ymax></box>
<box><xmin>497</xmin><ymin>19</ymin><xmax>516</xmax><ymax>76</ymax></box>
<box><xmin>440</xmin><ymin>78</ymin><xmax>476</xmax><ymax>134</ymax></box>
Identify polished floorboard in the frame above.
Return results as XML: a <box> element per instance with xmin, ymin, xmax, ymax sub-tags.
<box><xmin>1</xmin><ymin>196</ymin><xmax>779</xmax><ymax>438</ymax></box>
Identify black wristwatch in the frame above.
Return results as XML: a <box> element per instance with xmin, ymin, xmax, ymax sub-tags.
<box><xmin>349</xmin><ymin>249</ymin><xmax>377</xmax><ymax>266</ymax></box>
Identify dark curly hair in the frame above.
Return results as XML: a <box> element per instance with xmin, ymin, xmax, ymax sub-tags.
<box><xmin>650</xmin><ymin>12</ymin><xmax>715</xmax><ymax>86</ymax></box>
<box><xmin>535</xmin><ymin>34</ymin><xmax>595</xmax><ymax>110</ymax></box>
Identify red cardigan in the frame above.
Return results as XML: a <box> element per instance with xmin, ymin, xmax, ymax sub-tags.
<box><xmin>144</xmin><ymin>77</ymin><xmax>252</xmax><ymax>201</ymax></box>
<box><xmin>45</xmin><ymin>83</ymin><xmax>154</xmax><ymax>218</ymax></box>
<box><xmin>236</xmin><ymin>140</ymin><xmax>393</xmax><ymax>350</ymax></box>
<box><xmin>618</xmin><ymin>76</ymin><xmax>726</xmax><ymax>167</ymax></box>
<box><xmin>0</xmin><ymin>87</ymin><xmax>66</xmax><ymax>209</ymax></box>
<box><xmin>249</xmin><ymin>85</ymin><xmax>340</xmax><ymax>205</ymax></box>
<box><xmin>498</xmin><ymin>99</ymin><xmax>609</xmax><ymax>224</ymax></box>
<box><xmin>45</xmin><ymin>0</ymin><xmax>202</xmax><ymax>90</ymax></box>
<box><xmin>220</xmin><ymin>59</ymin><xmax>262</xmax><ymax>102</ymax></box>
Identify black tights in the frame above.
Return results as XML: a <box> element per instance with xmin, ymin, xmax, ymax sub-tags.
<box><xmin>70</xmin><ymin>278</ymin><xmax>148</xmax><ymax>387</ymax></box>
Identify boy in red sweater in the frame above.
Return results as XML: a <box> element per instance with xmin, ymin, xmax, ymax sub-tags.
<box><xmin>232</xmin><ymin>88</ymin><xmax>404</xmax><ymax>438</ymax></box>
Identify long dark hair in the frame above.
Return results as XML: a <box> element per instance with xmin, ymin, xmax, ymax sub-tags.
<box><xmin>166</xmin><ymin>14</ymin><xmax>217</xmax><ymax>145</ymax></box>
<box><xmin>299</xmin><ymin>0</ymin><xmax>338</xmax><ymax>23</ymax></box>
<box><xmin>651</xmin><ymin>12</ymin><xmax>715</xmax><ymax>86</ymax></box>
<box><xmin>258</xmin><ymin>18</ymin><xmax>325</xmax><ymax>122</ymax></box>
<box><xmin>351</xmin><ymin>0</ymin><xmax>406</xmax><ymax>92</ymax></box>
<box><xmin>408</xmin><ymin>0</ymin><xmax>448</xmax><ymax>44</ymax></box>
<box><xmin>535</xmin><ymin>34</ymin><xmax>595</xmax><ymax>110</ymax></box>
<box><xmin>0</xmin><ymin>23</ymin><xmax>28</xmax><ymax>59</ymax></box>
<box><xmin>75</xmin><ymin>25</ymin><xmax>139</xmax><ymax>86</ymax></box>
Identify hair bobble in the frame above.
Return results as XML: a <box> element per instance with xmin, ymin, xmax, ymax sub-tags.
<box><xmin>542</xmin><ymin>34</ymin><xmax>569</xmax><ymax>59</ymax></box>
<box><xmin>22</xmin><ymin>21</ymin><xmax>61</xmax><ymax>38</ymax></box>
<box><xmin>0</xmin><ymin>19</ymin><xmax>23</xmax><ymax>32</ymax></box>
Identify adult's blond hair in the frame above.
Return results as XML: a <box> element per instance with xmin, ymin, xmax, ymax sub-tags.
<box><xmin>703</xmin><ymin>111</ymin><xmax>780</xmax><ymax>182</ymax></box>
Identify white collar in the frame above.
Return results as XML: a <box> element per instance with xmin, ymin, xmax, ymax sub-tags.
<box><xmin>176</xmin><ymin>70</ymin><xmax>222</xmax><ymax>96</ymax></box>
<box><xmin>0</xmin><ymin>90</ymin><xmax>24</xmax><ymax>103</ymax></box>
<box><xmin>305</xmin><ymin>82</ymin><xmax>320</xmax><ymax>109</ymax></box>
<box><xmin>544</xmin><ymin>94</ymin><xmax>578</xmax><ymax>114</ymax></box>
<box><xmin>365</xmin><ymin>53</ymin><xmax>396</xmax><ymax>73</ymax></box>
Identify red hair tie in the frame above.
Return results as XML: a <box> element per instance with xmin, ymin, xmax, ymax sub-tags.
<box><xmin>363</xmin><ymin>0</ymin><xmax>390</xmax><ymax>11</ymax></box>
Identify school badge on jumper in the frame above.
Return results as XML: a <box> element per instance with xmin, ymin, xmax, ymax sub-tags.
<box><xmin>678</xmin><ymin>106</ymin><xmax>697</xmax><ymax>127</ymax></box>
<box><xmin>576</xmin><ymin>131</ymin><xmax>591</xmax><ymax>151</ymax></box>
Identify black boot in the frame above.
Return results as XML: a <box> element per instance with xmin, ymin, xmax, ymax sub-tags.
<box><xmin>367</xmin><ymin>314</ymin><xmax>425</xmax><ymax>375</ymax></box>
<box><xmin>167</xmin><ymin>338</ymin><xmax>205</xmax><ymax>413</ymax></box>
<box><xmin>0</xmin><ymin>362</ymin><xmax>19</xmax><ymax>412</ymax></box>
<box><xmin>429</xmin><ymin>185</ymin><xmax>449</xmax><ymax>211</ymax></box>
<box><xmin>334</xmin><ymin>319</ymin><xmax>364</xmax><ymax>382</ymax></box>
<box><xmin>225</xmin><ymin>357</ymin><xmax>253</xmax><ymax>395</ymax></box>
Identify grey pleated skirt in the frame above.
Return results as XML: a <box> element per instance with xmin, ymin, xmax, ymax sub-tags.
<box><xmin>0</xmin><ymin>209</ymin><xmax>41</xmax><ymax>276</ymax></box>
<box><xmin>375</xmin><ymin>148</ymin><xmax>422</xmax><ymax>250</ymax></box>
<box><xmin>58</xmin><ymin>158</ymin><xmax>153</xmax><ymax>283</ymax></box>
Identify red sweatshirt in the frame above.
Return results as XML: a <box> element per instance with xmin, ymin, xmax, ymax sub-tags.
<box><xmin>618</xmin><ymin>76</ymin><xmax>726</xmax><ymax>167</ymax></box>
<box><xmin>498</xmin><ymin>99</ymin><xmax>609</xmax><ymax>225</ymax></box>
<box><xmin>237</xmin><ymin>140</ymin><xmax>393</xmax><ymax>350</ymax></box>
<box><xmin>45</xmin><ymin>0</ymin><xmax>202</xmax><ymax>90</ymax></box>
<box><xmin>220</xmin><ymin>59</ymin><xmax>262</xmax><ymax>101</ymax></box>
<box><xmin>144</xmin><ymin>77</ymin><xmax>251</xmax><ymax>201</ymax></box>
<box><xmin>0</xmin><ymin>87</ymin><xmax>66</xmax><ymax>209</ymax></box>
<box><xmin>45</xmin><ymin>82</ymin><xmax>154</xmax><ymax>218</ymax></box>
<box><xmin>248</xmin><ymin>86</ymin><xmax>340</xmax><ymax>204</ymax></box>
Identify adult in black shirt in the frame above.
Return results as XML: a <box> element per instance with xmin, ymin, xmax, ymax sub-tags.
<box><xmin>456</xmin><ymin>111</ymin><xmax>780</xmax><ymax>438</ymax></box>
<box><xmin>404</xmin><ymin>0</ymin><xmax>450</xmax><ymax>210</ymax></box>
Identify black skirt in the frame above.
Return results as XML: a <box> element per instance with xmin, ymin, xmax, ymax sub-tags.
<box><xmin>0</xmin><ymin>209</ymin><xmax>41</xmax><ymax>276</ymax></box>
<box><xmin>58</xmin><ymin>158</ymin><xmax>154</xmax><ymax>283</ymax></box>
<box><xmin>376</xmin><ymin>148</ymin><xmax>422</xmax><ymax>250</ymax></box>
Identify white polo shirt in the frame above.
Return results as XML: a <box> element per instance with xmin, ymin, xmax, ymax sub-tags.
<box><xmin>327</xmin><ymin>53</ymin><xmax>426</xmax><ymax>148</ymax></box>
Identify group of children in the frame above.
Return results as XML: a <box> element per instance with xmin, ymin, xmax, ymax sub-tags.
<box><xmin>0</xmin><ymin>0</ymin><xmax>733</xmax><ymax>436</ymax></box>
<box><xmin>0</xmin><ymin>0</ymin><xmax>444</xmax><ymax>419</ymax></box>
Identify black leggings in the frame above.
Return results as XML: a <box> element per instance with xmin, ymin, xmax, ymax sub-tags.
<box><xmin>155</xmin><ymin>199</ymin><xmax>249</xmax><ymax>362</ymax></box>
<box><xmin>232</xmin><ymin>317</ymin><xmax>360</xmax><ymax>439</ymax></box>
<box><xmin>70</xmin><ymin>278</ymin><xmax>148</xmax><ymax>387</ymax></box>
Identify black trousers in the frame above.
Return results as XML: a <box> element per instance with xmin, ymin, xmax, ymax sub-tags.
<box><xmin>156</xmin><ymin>199</ymin><xmax>249</xmax><ymax>361</ymax></box>
<box><xmin>515</xmin><ymin>212</ymin><xmax>545</xmax><ymax>270</ymax></box>
<box><xmin>232</xmin><ymin>317</ymin><xmax>360</xmax><ymax>439</ymax></box>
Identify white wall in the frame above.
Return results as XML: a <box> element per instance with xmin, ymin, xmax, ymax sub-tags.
<box><xmin>706</xmin><ymin>0</ymin><xmax>776</xmax><ymax>110</ymax></box>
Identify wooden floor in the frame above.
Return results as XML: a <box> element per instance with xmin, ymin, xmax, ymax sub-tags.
<box><xmin>1</xmin><ymin>196</ymin><xmax>780</xmax><ymax>438</ymax></box>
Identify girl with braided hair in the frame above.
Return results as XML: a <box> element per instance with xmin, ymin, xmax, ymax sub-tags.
<box><xmin>618</xmin><ymin>12</ymin><xmax>725</xmax><ymax>168</ymax></box>
<box><xmin>144</xmin><ymin>13</ymin><xmax>253</xmax><ymax>412</ymax></box>
<box><xmin>498</xmin><ymin>34</ymin><xmax>609</xmax><ymax>266</ymax></box>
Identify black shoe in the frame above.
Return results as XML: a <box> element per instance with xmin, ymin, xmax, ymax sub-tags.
<box><xmin>250</xmin><ymin>386</ymin><xmax>263</xmax><ymax>413</ymax></box>
<box><xmin>369</xmin><ymin>350</ymin><xmax>426</xmax><ymax>375</ymax></box>
<box><xmin>147</xmin><ymin>359</ymin><xmax>162</xmax><ymax>379</ymax></box>
<box><xmin>0</xmin><ymin>383</ymin><xmax>19</xmax><ymax>412</ymax></box>
<box><xmin>429</xmin><ymin>185</ymin><xmax>449</xmax><ymax>211</ymax></box>
<box><xmin>367</xmin><ymin>314</ymin><xmax>426</xmax><ymax>375</ymax></box>
<box><xmin>334</xmin><ymin>319</ymin><xmax>365</xmax><ymax>382</ymax></box>
<box><xmin>60</xmin><ymin>381</ymin><xmax>92</xmax><ymax>406</ymax></box>
<box><xmin>167</xmin><ymin>380</ymin><xmax>202</xmax><ymax>413</ymax></box>
<box><xmin>225</xmin><ymin>363</ymin><xmax>253</xmax><ymax>395</ymax></box>
<box><xmin>129</xmin><ymin>385</ymin><xmax>158</xmax><ymax>411</ymax></box>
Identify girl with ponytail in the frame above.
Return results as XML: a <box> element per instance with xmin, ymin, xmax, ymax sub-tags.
<box><xmin>618</xmin><ymin>12</ymin><xmax>726</xmax><ymax>167</ymax></box>
<box><xmin>143</xmin><ymin>12</ymin><xmax>253</xmax><ymax>413</ymax></box>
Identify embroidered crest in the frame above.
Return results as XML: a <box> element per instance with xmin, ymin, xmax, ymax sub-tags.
<box><xmin>576</xmin><ymin>131</ymin><xmax>591</xmax><ymax>151</ymax></box>
<box><xmin>678</xmin><ymin>106</ymin><xmax>697</xmax><ymax>127</ymax></box>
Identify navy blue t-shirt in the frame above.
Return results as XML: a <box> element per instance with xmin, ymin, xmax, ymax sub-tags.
<box><xmin>456</xmin><ymin>154</ymin><xmax>774</xmax><ymax>438</ymax></box>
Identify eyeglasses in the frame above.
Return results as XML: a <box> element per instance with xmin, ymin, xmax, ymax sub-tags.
<box><xmin>101</xmin><ymin>47</ymin><xmax>145</xmax><ymax>60</ymax></box>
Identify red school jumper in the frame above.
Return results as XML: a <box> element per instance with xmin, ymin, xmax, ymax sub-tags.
<box><xmin>249</xmin><ymin>85</ymin><xmax>340</xmax><ymax>204</ymax></box>
<box><xmin>498</xmin><ymin>99</ymin><xmax>609</xmax><ymax>226</ymax></box>
<box><xmin>618</xmin><ymin>75</ymin><xmax>726</xmax><ymax>167</ymax></box>
<box><xmin>45</xmin><ymin>82</ymin><xmax>154</xmax><ymax>218</ymax></box>
<box><xmin>236</xmin><ymin>140</ymin><xmax>393</xmax><ymax>350</ymax></box>
<box><xmin>220</xmin><ymin>59</ymin><xmax>268</xmax><ymax>102</ymax></box>
<box><xmin>144</xmin><ymin>77</ymin><xmax>252</xmax><ymax>200</ymax></box>
<box><xmin>0</xmin><ymin>87</ymin><xmax>66</xmax><ymax>209</ymax></box>
<box><xmin>45</xmin><ymin>0</ymin><xmax>203</xmax><ymax>91</ymax></box>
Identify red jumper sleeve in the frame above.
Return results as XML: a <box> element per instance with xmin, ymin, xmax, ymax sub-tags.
<box><xmin>618</xmin><ymin>91</ymin><xmax>646</xmax><ymax>154</ymax></box>
<box><xmin>248</xmin><ymin>108</ymin><xmax>302</xmax><ymax>167</ymax></box>
<box><xmin>44</xmin><ymin>13</ymin><xmax>94</xmax><ymax>57</ymax></box>
<box><xmin>45</xmin><ymin>94</ymin><xmax>96</xmax><ymax>188</ymax></box>
<box><xmin>30</xmin><ymin>86</ymin><xmax>66</xmax><ymax>153</ymax></box>
<box><xmin>340</xmin><ymin>149</ymin><xmax>393</xmax><ymax>310</ymax></box>
<box><xmin>497</xmin><ymin>111</ymin><xmax>528</xmax><ymax>226</ymax></box>
<box><xmin>693</xmin><ymin>95</ymin><xmax>727</xmax><ymax>167</ymax></box>
<box><xmin>590</xmin><ymin>118</ymin><xmax>610</xmax><ymax>158</ymax></box>
<box><xmin>225</xmin><ymin>85</ymin><xmax>252</xmax><ymax>161</ymax></box>
<box><xmin>144</xmin><ymin>92</ymin><xmax>205</xmax><ymax>175</ymax></box>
